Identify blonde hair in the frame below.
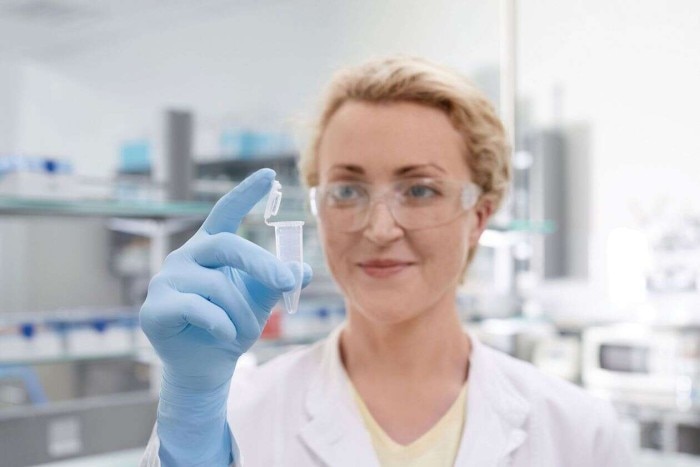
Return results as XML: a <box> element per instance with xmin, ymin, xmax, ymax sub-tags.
<box><xmin>300</xmin><ymin>56</ymin><xmax>511</xmax><ymax>270</ymax></box>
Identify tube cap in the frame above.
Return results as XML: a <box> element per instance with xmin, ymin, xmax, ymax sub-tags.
<box><xmin>264</xmin><ymin>180</ymin><xmax>282</xmax><ymax>224</ymax></box>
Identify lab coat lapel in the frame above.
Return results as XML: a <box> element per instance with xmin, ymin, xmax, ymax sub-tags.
<box><xmin>299</xmin><ymin>327</ymin><xmax>530</xmax><ymax>466</ymax></box>
<box><xmin>454</xmin><ymin>332</ymin><xmax>530</xmax><ymax>466</ymax></box>
<box><xmin>299</xmin><ymin>327</ymin><xmax>380</xmax><ymax>467</ymax></box>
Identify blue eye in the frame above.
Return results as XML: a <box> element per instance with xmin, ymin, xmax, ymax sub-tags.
<box><xmin>329</xmin><ymin>184</ymin><xmax>365</xmax><ymax>203</ymax></box>
<box><xmin>406</xmin><ymin>184</ymin><xmax>439</xmax><ymax>199</ymax></box>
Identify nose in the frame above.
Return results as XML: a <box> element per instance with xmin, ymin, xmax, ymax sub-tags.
<box><xmin>362</xmin><ymin>201</ymin><xmax>404</xmax><ymax>244</ymax></box>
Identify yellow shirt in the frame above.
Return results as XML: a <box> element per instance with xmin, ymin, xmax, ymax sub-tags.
<box><xmin>350</xmin><ymin>383</ymin><xmax>468</xmax><ymax>467</ymax></box>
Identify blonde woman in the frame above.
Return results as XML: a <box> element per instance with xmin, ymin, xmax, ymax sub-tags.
<box><xmin>140</xmin><ymin>57</ymin><xmax>631</xmax><ymax>466</ymax></box>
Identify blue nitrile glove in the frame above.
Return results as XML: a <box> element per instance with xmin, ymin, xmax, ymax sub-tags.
<box><xmin>140</xmin><ymin>168</ymin><xmax>312</xmax><ymax>467</ymax></box>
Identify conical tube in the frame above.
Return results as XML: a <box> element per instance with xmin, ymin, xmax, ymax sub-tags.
<box><xmin>270</xmin><ymin>221</ymin><xmax>304</xmax><ymax>314</ymax></box>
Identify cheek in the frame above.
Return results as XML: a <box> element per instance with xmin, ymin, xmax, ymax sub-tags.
<box><xmin>418</xmin><ymin>222</ymin><xmax>471</xmax><ymax>279</ymax></box>
<box><xmin>318</xmin><ymin>225</ymin><xmax>352</xmax><ymax>277</ymax></box>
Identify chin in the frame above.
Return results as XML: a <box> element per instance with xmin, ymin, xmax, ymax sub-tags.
<box><xmin>347</xmin><ymin>290</ymin><xmax>426</xmax><ymax>325</ymax></box>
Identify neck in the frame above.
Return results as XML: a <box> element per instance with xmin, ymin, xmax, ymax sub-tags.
<box><xmin>340</xmin><ymin>292</ymin><xmax>470</xmax><ymax>385</ymax></box>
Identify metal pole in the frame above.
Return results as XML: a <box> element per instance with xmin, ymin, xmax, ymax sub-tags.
<box><xmin>500</xmin><ymin>0</ymin><xmax>517</xmax><ymax>152</ymax></box>
<box><xmin>497</xmin><ymin>0</ymin><xmax>518</xmax><ymax>299</ymax></box>
<box><xmin>164</xmin><ymin>110</ymin><xmax>194</xmax><ymax>202</ymax></box>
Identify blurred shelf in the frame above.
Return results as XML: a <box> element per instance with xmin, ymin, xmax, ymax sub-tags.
<box><xmin>0</xmin><ymin>351</ymin><xmax>146</xmax><ymax>366</ymax></box>
<box><xmin>0</xmin><ymin>337</ymin><xmax>325</xmax><ymax>367</ymax></box>
<box><xmin>0</xmin><ymin>335</ymin><xmax>329</xmax><ymax>367</ymax></box>
<box><xmin>32</xmin><ymin>447</ymin><xmax>145</xmax><ymax>467</ymax></box>
<box><xmin>197</xmin><ymin>153</ymin><xmax>298</xmax><ymax>177</ymax></box>
<box><xmin>0</xmin><ymin>196</ymin><xmax>214</xmax><ymax>219</ymax></box>
<box><xmin>636</xmin><ymin>450</ymin><xmax>700</xmax><ymax>467</ymax></box>
<box><xmin>0</xmin><ymin>306</ymin><xmax>140</xmax><ymax>324</ymax></box>
<box><xmin>256</xmin><ymin>334</ymin><xmax>329</xmax><ymax>348</ymax></box>
<box><xmin>0</xmin><ymin>391</ymin><xmax>157</xmax><ymax>467</ymax></box>
<box><xmin>489</xmin><ymin>218</ymin><xmax>556</xmax><ymax>234</ymax></box>
<box><xmin>251</xmin><ymin>333</ymin><xmax>331</xmax><ymax>363</ymax></box>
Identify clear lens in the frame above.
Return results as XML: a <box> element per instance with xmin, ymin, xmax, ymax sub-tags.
<box><xmin>310</xmin><ymin>178</ymin><xmax>480</xmax><ymax>232</ymax></box>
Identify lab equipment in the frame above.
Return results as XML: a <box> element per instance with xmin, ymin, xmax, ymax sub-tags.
<box><xmin>0</xmin><ymin>308</ymin><xmax>141</xmax><ymax>363</ymax></box>
<box><xmin>265</xmin><ymin>180</ymin><xmax>305</xmax><ymax>314</ymax></box>
<box><xmin>219</xmin><ymin>127</ymin><xmax>296</xmax><ymax>159</ymax></box>
<box><xmin>583</xmin><ymin>324</ymin><xmax>700</xmax><ymax>411</ymax></box>
<box><xmin>139</xmin><ymin>169</ymin><xmax>312</xmax><ymax>465</ymax></box>
<box><xmin>119</xmin><ymin>140</ymin><xmax>151</xmax><ymax>173</ymax></box>
<box><xmin>0</xmin><ymin>155</ymin><xmax>75</xmax><ymax>199</ymax></box>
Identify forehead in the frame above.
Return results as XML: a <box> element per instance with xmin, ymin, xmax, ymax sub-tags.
<box><xmin>317</xmin><ymin>100</ymin><xmax>470</xmax><ymax>180</ymax></box>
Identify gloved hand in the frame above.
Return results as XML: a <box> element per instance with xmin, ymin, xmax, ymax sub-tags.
<box><xmin>140</xmin><ymin>168</ymin><xmax>312</xmax><ymax>467</ymax></box>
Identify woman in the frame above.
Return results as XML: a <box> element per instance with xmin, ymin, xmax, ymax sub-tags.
<box><xmin>140</xmin><ymin>57</ymin><xmax>631</xmax><ymax>466</ymax></box>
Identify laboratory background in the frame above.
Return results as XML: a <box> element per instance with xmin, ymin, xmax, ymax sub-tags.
<box><xmin>0</xmin><ymin>1</ymin><xmax>699</xmax><ymax>466</ymax></box>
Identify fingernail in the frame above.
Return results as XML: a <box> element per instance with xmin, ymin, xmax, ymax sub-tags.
<box><xmin>257</xmin><ymin>168</ymin><xmax>276</xmax><ymax>182</ymax></box>
<box><xmin>240</xmin><ymin>169</ymin><xmax>274</xmax><ymax>191</ymax></box>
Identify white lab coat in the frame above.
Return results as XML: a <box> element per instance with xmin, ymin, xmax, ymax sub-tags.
<box><xmin>140</xmin><ymin>326</ymin><xmax>633</xmax><ymax>466</ymax></box>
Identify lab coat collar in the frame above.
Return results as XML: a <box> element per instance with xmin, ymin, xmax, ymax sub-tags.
<box><xmin>299</xmin><ymin>326</ymin><xmax>530</xmax><ymax>467</ymax></box>
<box><xmin>300</xmin><ymin>326</ymin><xmax>380</xmax><ymax>467</ymax></box>
<box><xmin>454</xmin><ymin>330</ymin><xmax>530</xmax><ymax>465</ymax></box>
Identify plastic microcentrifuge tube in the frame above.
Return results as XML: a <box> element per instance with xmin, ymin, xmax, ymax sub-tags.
<box><xmin>264</xmin><ymin>180</ymin><xmax>304</xmax><ymax>314</ymax></box>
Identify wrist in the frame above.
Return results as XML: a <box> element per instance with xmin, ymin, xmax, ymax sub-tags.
<box><xmin>161</xmin><ymin>360</ymin><xmax>237</xmax><ymax>394</ymax></box>
<box><xmin>157</xmin><ymin>376</ymin><xmax>233</xmax><ymax>466</ymax></box>
<box><xmin>160</xmin><ymin>370</ymin><xmax>233</xmax><ymax>405</ymax></box>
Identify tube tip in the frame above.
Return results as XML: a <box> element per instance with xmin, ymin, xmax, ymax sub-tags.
<box><xmin>283</xmin><ymin>289</ymin><xmax>301</xmax><ymax>314</ymax></box>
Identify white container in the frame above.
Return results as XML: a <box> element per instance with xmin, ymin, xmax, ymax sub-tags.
<box><xmin>0</xmin><ymin>332</ymin><xmax>63</xmax><ymax>363</ymax></box>
<box><xmin>66</xmin><ymin>326</ymin><xmax>134</xmax><ymax>357</ymax></box>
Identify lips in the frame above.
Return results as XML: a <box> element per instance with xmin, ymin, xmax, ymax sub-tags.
<box><xmin>358</xmin><ymin>259</ymin><xmax>415</xmax><ymax>278</ymax></box>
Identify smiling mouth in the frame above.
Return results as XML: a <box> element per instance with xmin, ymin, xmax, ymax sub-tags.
<box><xmin>358</xmin><ymin>262</ymin><xmax>414</xmax><ymax>278</ymax></box>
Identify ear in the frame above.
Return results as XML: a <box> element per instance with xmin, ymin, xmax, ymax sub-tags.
<box><xmin>468</xmin><ymin>198</ymin><xmax>494</xmax><ymax>248</ymax></box>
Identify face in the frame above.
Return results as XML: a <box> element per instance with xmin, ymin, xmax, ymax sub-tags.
<box><xmin>316</xmin><ymin>100</ymin><xmax>492</xmax><ymax>325</ymax></box>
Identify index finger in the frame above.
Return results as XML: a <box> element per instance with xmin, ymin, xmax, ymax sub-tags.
<box><xmin>189</xmin><ymin>232</ymin><xmax>296</xmax><ymax>291</ymax></box>
<box><xmin>201</xmin><ymin>168</ymin><xmax>276</xmax><ymax>235</ymax></box>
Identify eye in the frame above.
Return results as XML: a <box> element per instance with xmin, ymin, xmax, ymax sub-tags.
<box><xmin>405</xmin><ymin>183</ymin><xmax>440</xmax><ymax>199</ymax></box>
<box><xmin>328</xmin><ymin>183</ymin><xmax>366</xmax><ymax>203</ymax></box>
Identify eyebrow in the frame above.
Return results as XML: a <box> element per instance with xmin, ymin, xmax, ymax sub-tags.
<box><xmin>329</xmin><ymin>163</ymin><xmax>447</xmax><ymax>176</ymax></box>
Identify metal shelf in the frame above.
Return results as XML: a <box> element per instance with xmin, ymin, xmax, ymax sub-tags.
<box><xmin>197</xmin><ymin>153</ymin><xmax>299</xmax><ymax>182</ymax></box>
<box><xmin>0</xmin><ymin>196</ymin><xmax>213</xmax><ymax>219</ymax></box>
<box><xmin>490</xmin><ymin>219</ymin><xmax>556</xmax><ymax>234</ymax></box>
<box><xmin>0</xmin><ymin>351</ymin><xmax>145</xmax><ymax>367</ymax></box>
